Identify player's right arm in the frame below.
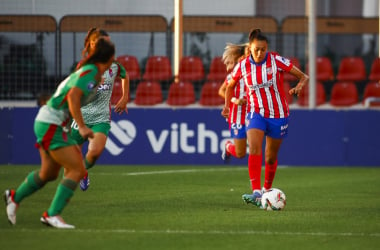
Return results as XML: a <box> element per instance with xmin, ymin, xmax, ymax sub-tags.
<box><xmin>221</xmin><ymin>78</ymin><xmax>236</xmax><ymax>118</ymax></box>
<box><xmin>218</xmin><ymin>81</ymin><xmax>227</xmax><ymax>99</ymax></box>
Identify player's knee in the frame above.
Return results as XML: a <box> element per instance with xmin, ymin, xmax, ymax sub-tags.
<box><xmin>235</xmin><ymin>150</ymin><xmax>246</xmax><ymax>158</ymax></box>
<box><xmin>87</xmin><ymin>149</ymin><xmax>102</xmax><ymax>159</ymax></box>
<box><xmin>248</xmin><ymin>147</ymin><xmax>261</xmax><ymax>155</ymax></box>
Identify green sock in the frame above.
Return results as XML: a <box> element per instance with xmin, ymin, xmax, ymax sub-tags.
<box><xmin>85</xmin><ymin>158</ymin><xmax>95</xmax><ymax>170</ymax></box>
<box><xmin>14</xmin><ymin>171</ymin><xmax>46</xmax><ymax>203</ymax></box>
<box><xmin>47</xmin><ymin>178</ymin><xmax>77</xmax><ymax>216</ymax></box>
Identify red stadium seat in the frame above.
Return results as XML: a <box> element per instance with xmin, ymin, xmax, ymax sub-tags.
<box><xmin>306</xmin><ymin>57</ymin><xmax>335</xmax><ymax>82</ymax></box>
<box><xmin>116</xmin><ymin>55</ymin><xmax>141</xmax><ymax>81</ymax></box>
<box><xmin>368</xmin><ymin>58</ymin><xmax>380</xmax><ymax>81</ymax></box>
<box><xmin>336</xmin><ymin>57</ymin><xmax>367</xmax><ymax>82</ymax></box>
<box><xmin>297</xmin><ymin>81</ymin><xmax>326</xmax><ymax>106</ymax></box>
<box><xmin>206</xmin><ymin>56</ymin><xmax>226</xmax><ymax>82</ymax></box>
<box><xmin>363</xmin><ymin>81</ymin><xmax>380</xmax><ymax>107</ymax></box>
<box><xmin>199</xmin><ymin>81</ymin><xmax>224</xmax><ymax>106</ymax></box>
<box><xmin>283</xmin><ymin>57</ymin><xmax>301</xmax><ymax>82</ymax></box>
<box><xmin>142</xmin><ymin>56</ymin><xmax>173</xmax><ymax>82</ymax></box>
<box><xmin>167</xmin><ymin>81</ymin><xmax>196</xmax><ymax>106</ymax></box>
<box><xmin>178</xmin><ymin>56</ymin><xmax>205</xmax><ymax>82</ymax></box>
<box><xmin>134</xmin><ymin>81</ymin><xmax>163</xmax><ymax>106</ymax></box>
<box><xmin>330</xmin><ymin>81</ymin><xmax>359</xmax><ymax>107</ymax></box>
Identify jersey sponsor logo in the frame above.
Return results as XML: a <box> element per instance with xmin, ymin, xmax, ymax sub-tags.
<box><xmin>247</xmin><ymin>79</ymin><xmax>274</xmax><ymax>91</ymax></box>
<box><xmin>97</xmin><ymin>83</ymin><xmax>112</xmax><ymax>91</ymax></box>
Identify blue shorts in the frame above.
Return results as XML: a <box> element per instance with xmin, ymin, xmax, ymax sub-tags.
<box><xmin>245</xmin><ymin>112</ymin><xmax>288</xmax><ymax>139</ymax></box>
<box><xmin>230</xmin><ymin>123</ymin><xmax>247</xmax><ymax>139</ymax></box>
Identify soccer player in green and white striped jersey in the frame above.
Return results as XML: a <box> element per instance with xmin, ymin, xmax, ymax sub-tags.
<box><xmin>70</xmin><ymin>28</ymin><xmax>130</xmax><ymax>191</ymax></box>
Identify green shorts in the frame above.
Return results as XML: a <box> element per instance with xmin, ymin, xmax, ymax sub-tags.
<box><xmin>70</xmin><ymin>121</ymin><xmax>111</xmax><ymax>145</ymax></box>
<box><xmin>34</xmin><ymin>121</ymin><xmax>78</xmax><ymax>151</ymax></box>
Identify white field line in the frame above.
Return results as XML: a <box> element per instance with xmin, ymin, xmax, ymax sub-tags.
<box><xmin>0</xmin><ymin>228</ymin><xmax>379</xmax><ymax>237</ymax></box>
<box><xmin>94</xmin><ymin>166</ymin><xmax>288</xmax><ymax>176</ymax></box>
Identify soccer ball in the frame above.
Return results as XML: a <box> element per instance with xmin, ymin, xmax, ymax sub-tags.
<box><xmin>261</xmin><ymin>188</ymin><xmax>286</xmax><ymax>211</ymax></box>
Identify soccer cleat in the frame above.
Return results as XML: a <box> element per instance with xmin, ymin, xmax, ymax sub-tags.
<box><xmin>4</xmin><ymin>189</ymin><xmax>18</xmax><ymax>225</ymax></box>
<box><xmin>242</xmin><ymin>190</ymin><xmax>262</xmax><ymax>207</ymax></box>
<box><xmin>221</xmin><ymin>141</ymin><xmax>232</xmax><ymax>163</ymax></box>
<box><xmin>262</xmin><ymin>187</ymin><xmax>272</xmax><ymax>194</ymax></box>
<box><xmin>79</xmin><ymin>172</ymin><xmax>90</xmax><ymax>191</ymax></box>
<box><xmin>40</xmin><ymin>211</ymin><xmax>75</xmax><ymax>229</ymax></box>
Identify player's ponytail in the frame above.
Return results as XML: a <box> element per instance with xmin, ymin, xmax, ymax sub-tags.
<box><xmin>222</xmin><ymin>43</ymin><xmax>249</xmax><ymax>69</ymax></box>
<box><xmin>82</xmin><ymin>27</ymin><xmax>102</xmax><ymax>58</ymax></box>
<box><xmin>248</xmin><ymin>28</ymin><xmax>268</xmax><ymax>44</ymax></box>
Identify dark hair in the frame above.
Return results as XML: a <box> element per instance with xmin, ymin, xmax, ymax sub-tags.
<box><xmin>82</xmin><ymin>27</ymin><xmax>110</xmax><ymax>57</ymax></box>
<box><xmin>248</xmin><ymin>28</ymin><xmax>268</xmax><ymax>44</ymax></box>
<box><xmin>81</xmin><ymin>37</ymin><xmax>115</xmax><ymax>66</ymax></box>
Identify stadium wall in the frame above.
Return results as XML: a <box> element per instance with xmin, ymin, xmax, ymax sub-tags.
<box><xmin>0</xmin><ymin>107</ymin><xmax>379</xmax><ymax>167</ymax></box>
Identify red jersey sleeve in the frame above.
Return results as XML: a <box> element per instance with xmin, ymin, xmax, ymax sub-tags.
<box><xmin>274</xmin><ymin>55</ymin><xmax>293</xmax><ymax>73</ymax></box>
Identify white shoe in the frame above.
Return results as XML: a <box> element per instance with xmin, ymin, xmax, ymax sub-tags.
<box><xmin>4</xmin><ymin>189</ymin><xmax>18</xmax><ymax>225</ymax></box>
<box><xmin>40</xmin><ymin>212</ymin><xmax>75</xmax><ymax>229</ymax></box>
<box><xmin>221</xmin><ymin>140</ymin><xmax>232</xmax><ymax>163</ymax></box>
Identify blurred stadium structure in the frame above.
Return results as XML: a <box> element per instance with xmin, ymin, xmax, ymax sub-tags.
<box><xmin>0</xmin><ymin>0</ymin><xmax>379</xmax><ymax>107</ymax></box>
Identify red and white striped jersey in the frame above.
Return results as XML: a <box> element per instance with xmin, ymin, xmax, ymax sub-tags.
<box><xmin>231</xmin><ymin>52</ymin><xmax>292</xmax><ymax>118</ymax></box>
<box><xmin>224</xmin><ymin>73</ymin><xmax>246</xmax><ymax>127</ymax></box>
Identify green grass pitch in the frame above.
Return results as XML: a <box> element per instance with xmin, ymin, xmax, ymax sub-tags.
<box><xmin>0</xmin><ymin>165</ymin><xmax>379</xmax><ymax>250</ymax></box>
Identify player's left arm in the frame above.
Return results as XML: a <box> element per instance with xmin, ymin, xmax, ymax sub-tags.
<box><xmin>114</xmin><ymin>62</ymin><xmax>130</xmax><ymax>114</ymax></box>
<box><xmin>275</xmin><ymin>55</ymin><xmax>309</xmax><ymax>97</ymax></box>
<box><xmin>288</xmin><ymin>66</ymin><xmax>309</xmax><ymax>96</ymax></box>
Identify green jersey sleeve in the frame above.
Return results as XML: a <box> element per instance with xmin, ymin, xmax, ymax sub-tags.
<box><xmin>47</xmin><ymin>64</ymin><xmax>99</xmax><ymax>110</ymax></box>
<box><xmin>115</xmin><ymin>61</ymin><xmax>127</xmax><ymax>79</ymax></box>
<box><xmin>74</xmin><ymin>64</ymin><xmax>99</xmax><ymax>96</ymax></box>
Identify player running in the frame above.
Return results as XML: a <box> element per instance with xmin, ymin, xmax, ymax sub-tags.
<box><xmin>218</xmin><ymin>43</ymin><xmax>250</xmax><ymax>162</ymax></box>
<box><xmin>222</xmin><ymin>28</ymin><xmax>308</xmax><ymax>207</ymax></box>
<box><xmin>70</xmin><ymin>28</ymin><xmax>130</xmax><ymax>191</ymax></box>
<box><xmin>4</xmin><ymin>38</ymin><xmax>115</xmax><ymax>228</ymax></box>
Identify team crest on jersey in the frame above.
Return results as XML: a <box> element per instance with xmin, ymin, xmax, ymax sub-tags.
<box><xmin>266</xmin><ymin>68</ymin><xmax>273</xmax><ymax>75</ymax></box>
<box><xmin>87</xmin><ymin>81</ymin><xmax>95</xmax><ymax>90</ymax></box>
<box><xmin>234</xmin><ymin>129</ymin><xmax>238</xmax><ymax>136</ymax></box>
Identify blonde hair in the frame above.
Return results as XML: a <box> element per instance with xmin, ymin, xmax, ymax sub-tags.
<box><xmin>222</xmin><ymin>43</ymin><xmax>249</xmax><ymax>66</ymax></box>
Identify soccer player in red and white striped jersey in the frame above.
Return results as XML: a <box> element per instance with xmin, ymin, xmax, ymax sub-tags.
<box><xmin>222</xmin><ymin>28</ymin><xmax>309</xmax><ymax>207</ymax></box>
<box><xmin>218</xmin><ymin>43</ymin><xmax>249</xmax><ymax>162</ymax></box>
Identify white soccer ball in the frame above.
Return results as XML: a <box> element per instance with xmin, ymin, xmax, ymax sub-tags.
<box><xmin>261</xmin><ymin>188</ymin><xmax>286</xmax><ymax>211</ymax></box>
